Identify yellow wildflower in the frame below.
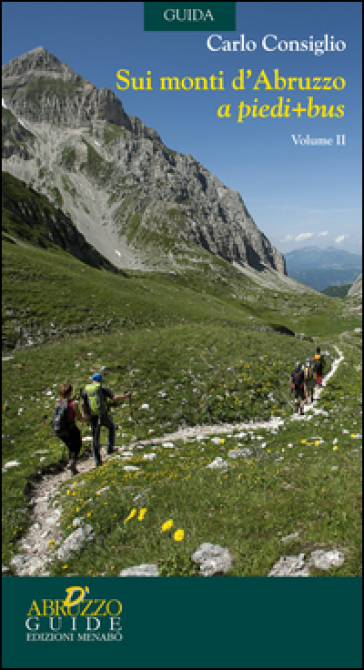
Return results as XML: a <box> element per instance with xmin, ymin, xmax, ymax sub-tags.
<box><xmin>124</xmin><ymin>509</ymin><xmax>137</xmax><ymax>523</ymax></box>
<box><xmin>173</xmin><ymin>529</ymin><xmax>185</xmax><ymax>542</ymax></box>
<box><xmin>162</xmin><ymin>519</ymin><xmax>173</xmax><ymax>532</ymax></box>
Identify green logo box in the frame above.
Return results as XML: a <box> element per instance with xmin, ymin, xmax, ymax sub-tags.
<box><xmin>144</xmin><ymin>2</ymin><xmax>236</xmax><ymax>31</ymax></box>
<box><xmin>2</xmin><ymin>577</ymin><xmax>362</xmax><ymax>668</ymax></box>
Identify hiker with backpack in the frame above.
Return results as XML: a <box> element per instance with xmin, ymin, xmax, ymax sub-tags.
<box><xmin>82</xmin><ymin>372</ymin><xmax>131</xmax><ymax>468</ymax></box>
<box><xmin>304</xmin><ymin>356</ymin><xmax>315</xmax><ymax>404</ymax></box>
<box><xmin>290</xmin><ymin>361</ymin><xmax>305</xmax><ymax>415</ymax></box>
<box><xmin>313</xmin><ymin>347</ymin><xmax>326</xmax><ymax>388</ymax></box>
<box><xmin>51</xmin><ymin>383</ymin><xmax>90</xmax><ymax>475</ymax></box>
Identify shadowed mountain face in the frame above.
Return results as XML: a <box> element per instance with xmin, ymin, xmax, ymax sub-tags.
<box><xmin>2</xmin><ymin>171</ymin><xmax>123</xmax><ymax>273</ymax></box>
<box><xmin>2</xmin><ymin>47</ymin><xmax>286</xmax><ymax>275</ymax></box>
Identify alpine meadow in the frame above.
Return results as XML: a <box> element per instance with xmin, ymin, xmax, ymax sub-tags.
<box><xmin>2</xmin><ymin>47</ymin><xmax>362</xmax><ymax>578</ymax></box>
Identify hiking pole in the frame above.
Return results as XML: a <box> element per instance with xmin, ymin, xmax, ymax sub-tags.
<box><xmin>127</xmin><ymin>390</ymin><xmax>140</xmax><ymax>425</ymax></box>
<box><xmin>125</xmin><ymin>389</ymin><xmax>140</xmax><ymax>433</ymax></box>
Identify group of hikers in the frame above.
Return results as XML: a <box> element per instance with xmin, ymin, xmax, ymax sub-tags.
<box><xmin>52</xmin><ymin>346</ymin><xmax>326</xmax><ymax>475</ymax></box>
<box><xmin>290</xmin><ymin>346</ymin><xmax>326</xmax><ymax>416</ymax></box>
<box><xmin>51</xmin><ymin>373</ymin><xmax>131</xmax><ymax>475</ymax></box>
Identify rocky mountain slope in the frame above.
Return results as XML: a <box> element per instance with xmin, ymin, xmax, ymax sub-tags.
<box><xmin>2</xmin><ymin>47</ymin><xmax>286</xmax><ymax>275</ymax></box>
<box><xmin>2</xmin><ymin>171</ymin><xmax>123</xmax><ymax>273</ymax></box>
<box><xmin>347</xmin><ymin>273</ymin><xmax>362</xmax><ymax>298</ymax></box>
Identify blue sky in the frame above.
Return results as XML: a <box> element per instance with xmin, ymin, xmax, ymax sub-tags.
<box><xmin>2</xmin><ymin>2</ymin><xmax>362</xmax><ymax>255</ymax></box>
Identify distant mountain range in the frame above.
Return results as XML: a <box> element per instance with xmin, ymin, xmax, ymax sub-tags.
<box><xmin>285</xmin><ymin>246</ymin><xmax>362</xmax><ymax>291</ymax></box>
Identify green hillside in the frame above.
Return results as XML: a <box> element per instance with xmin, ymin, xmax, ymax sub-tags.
<box><xmin>2</xmin><ymin>171</ymin><xmax>120</xmax><ymax>273</ymax></box>
<box><xmin>321</xmin><ymin>285</ymin><xmax>351</xmax><ymax>298</ymax></box>
<box><xmin>2</xmin><ymin>233</ymin><xmax>362</xmax><ymax>576</ymax></box>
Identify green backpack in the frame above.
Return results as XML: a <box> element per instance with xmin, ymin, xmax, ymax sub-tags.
<box><xmin>84</xmin><ymin>383</ymin><xmax>107</xmax><ymax>417</ymax></box>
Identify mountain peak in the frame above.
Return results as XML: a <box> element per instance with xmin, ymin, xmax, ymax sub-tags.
<box><xmin>2</xmin><ymin>47</ymin><xmax>286</xmax><ymax>275</ymax></box>
<box><xmin>2</xmin><ymin>47</ymin><xmax>164</xmax><ymax>138</ymax></box>
<box><xmin>2</xmin><ymin>46</ymin><xmax>73</xmax><ymax>93</ymax></box>
<box><xmin>3</xmin><ymin>45</ymin><xmax>62</xmax><ymax>70</ymax></box>
<box><xmin>24</xmin><ymin>45</ymin><xmax>48</xmax><ymax>55</ymax></box>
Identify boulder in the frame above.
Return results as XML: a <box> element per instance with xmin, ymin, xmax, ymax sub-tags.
<box><xmin>57</xmin><ymin>524</ymin><xmax>94</xmax><ymax>561</ymax></box>
<box><xmin>119</xmin><ymin>563</ymin><xmax>159</xmax><ymax>577</ymax></box>
<box><xmin>191</xmin><ymin>542</ymin><xmax>232</xmax><ymax>576</ymax></box>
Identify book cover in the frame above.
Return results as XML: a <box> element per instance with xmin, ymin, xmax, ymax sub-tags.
<box><xmin>2</xmin><ymin>3</ymin><xmax>362</xmax><ymax>668</ymax></box>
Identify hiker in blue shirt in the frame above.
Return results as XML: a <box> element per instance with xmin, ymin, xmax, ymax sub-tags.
<box><xmin>82</xmin><ymin>373</ymin><xmax>131</xmax><ymax>468</ymax></box>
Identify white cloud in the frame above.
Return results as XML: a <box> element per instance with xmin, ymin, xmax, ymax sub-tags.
<box><xmin>335</xmin><ymin>235</ymin><xmax>349</xmax><ymax>244</ymax></box>
<box><xmin>295</xmin><ymin>233</ymin><xmax>315</xmax><ymax>242</ymax></box>
<box><xmin>318</xmin><ymin>231</ymin><xmax>328</xmax><ymax>237</ymax></box>
<box><xmin>280</xmin><ymin>234</ymin><xmax>294</xmax><ymax>242</ymax></box>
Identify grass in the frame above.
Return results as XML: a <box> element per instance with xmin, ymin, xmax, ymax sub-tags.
<box><xmin>2</xmin><ymin>234</ymin><xmax>362</xmax><ymax>576</ymax></box>
<box><xmin>321</xmin><ymin>285</ymin><xmax>350</xmax><ymax>298</ymax></box>
<box><xmin>3</xmin><ymin>172</ymin><xmax>69</xmax><ymax>249</ymax></box>
<box><xmin>2</xmin><ymin>173</ymin><xmax>119</xmax><ymax>293</ymax></box>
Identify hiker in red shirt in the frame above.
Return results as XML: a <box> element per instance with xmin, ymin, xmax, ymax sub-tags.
<box><xmin>55</xmin><ymin>383</ymin><xmax>89</xmax><ymax>475</ymax></box>
<box><xmin>313</xmin><ymin>347</ymin><xmax>325</xmax><ymax>387</ymax></box>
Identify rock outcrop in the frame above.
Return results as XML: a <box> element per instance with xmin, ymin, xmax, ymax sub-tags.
<box><xmin>2</xmin><ymin>47</ymin><xmax>286</xmax><ymax>274</ymax></box>
<box><xmin>347</xmin><ymin>273</ymin><xmax>362</xmax><ymax>298</ymax></box>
